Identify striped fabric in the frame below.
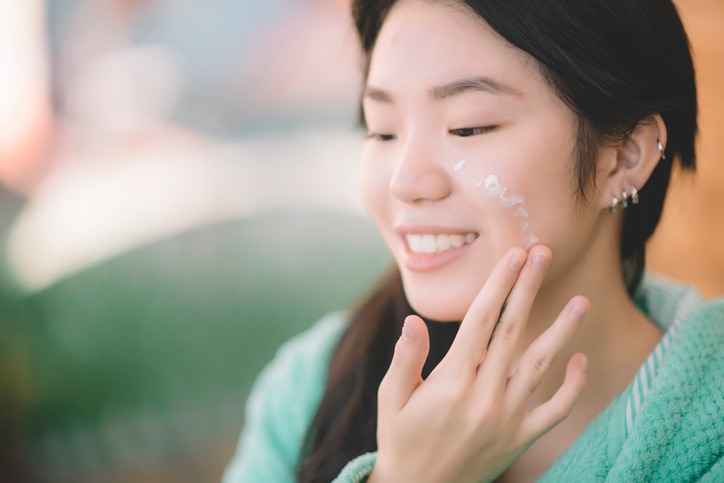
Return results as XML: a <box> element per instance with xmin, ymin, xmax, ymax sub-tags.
<box><xmin>624</xmin><ymin>287</ymin><xmax>703</xmax><ymax>435</ymax></box>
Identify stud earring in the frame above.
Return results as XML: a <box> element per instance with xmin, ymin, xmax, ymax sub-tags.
<box><xmin>631</xmin><ymin>186</ymin><xmax>639</xmax><ymax>205</ymax></box>
<box><xmin>621</xmin><ymin>189</ymin><xmax>629</xmax><ymax>209</ymax></box>
<box><xmin>657</xmin><ymin>140</ymin><xmax>666</xmax><ymax>160</ymax></box>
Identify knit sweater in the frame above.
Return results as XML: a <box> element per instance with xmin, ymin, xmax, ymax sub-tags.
<box><xmin>223</xmin><ymin>274</ymin><xmax>724</xmax><ymax>482</ymax></box>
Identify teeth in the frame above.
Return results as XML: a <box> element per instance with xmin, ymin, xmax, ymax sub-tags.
<box><xmin>449</xmin><ymin>234</ymin><xmax>465</xmax><ymax>248</ymax></box>
<box><xmin>436</xmin><ymin>234</ymin><xmax>451</xmax><ymax>252</ymax></box>
<box><xmin>421</xmin><ymin>235</ymin><xmax>437</xmax><ymax>254</ymax></box>
<box><xmin>406</xmin><ymin>232</ymin><xmax>478</xmax><ymax>254</ymax></box>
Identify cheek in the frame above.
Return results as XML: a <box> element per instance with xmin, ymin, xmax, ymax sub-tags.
<box><xmin>359</xmin><ymin>151</ymin><xmax>381</xmax><ymax>209</ymax></box>
<box><xmin>359</xmin><ymin>150</ymin><xmax>392</xmax><ymax>228</ymax></box>
<box><xmin>455</xmin><ymin>161</ymin><xmax>543</xmax><ymax>250</ymax></box>
<box><xmin>497</xmin><ymin>172</ymin><xmax>600</xmax><ymax>281</ymax></box>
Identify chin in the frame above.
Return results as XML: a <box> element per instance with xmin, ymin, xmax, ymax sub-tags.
<box><xmin>402</xmin><ymin>275</ymin><xmax>475</xmax><ymax>322</ymax></box>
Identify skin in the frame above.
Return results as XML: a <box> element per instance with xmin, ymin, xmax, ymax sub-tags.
<box><xmin>360</xmin><ymin>0</ymin><xmax>667</xmax><ymax>481</ymax></box>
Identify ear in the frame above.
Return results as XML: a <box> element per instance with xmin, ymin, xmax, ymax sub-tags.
<box><xmin>596</xmin><ymin>114</ymin><xmax>667</xmax><ymax>212</ymax></box>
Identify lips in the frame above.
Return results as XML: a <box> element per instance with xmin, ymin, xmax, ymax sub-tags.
<box><xmin>405</xmin><ymin>232</ymin><xmax>478</xmax><ymax>254</ymax></box>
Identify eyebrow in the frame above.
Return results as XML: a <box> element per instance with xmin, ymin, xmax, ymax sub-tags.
<box><xmin>363</xmin><ymin>76</ymin><xmax>522</xmax><ymax>104</ymax></box>
<box><xmin>430</xmin><ymin>76</ymin><xmax>522</xmax><ymax>99</ymax></box>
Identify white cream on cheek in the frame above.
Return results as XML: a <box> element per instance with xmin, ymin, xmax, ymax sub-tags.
<box><xmin>455</xmin><ymin>160</ymin><xmax>539</xmax><ymax>250</ymax></box>
<box><xmin>453</xmin><ymin>159</ymin><xmax>468</xmax><ymax>175</ymax></box>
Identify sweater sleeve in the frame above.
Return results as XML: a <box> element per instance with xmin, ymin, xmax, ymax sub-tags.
<box><xmin>333</xmin><ymin>452</ymin><xmax>378</xmax><ymax>483</ymax></box>
<box><xmin>222</xmin><ymin>312</ymin><xmax>349</xmax><ymax>483</ymax></box>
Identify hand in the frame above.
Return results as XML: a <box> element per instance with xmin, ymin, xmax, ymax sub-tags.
<box><xmin>369</xmin><ymin>246</ymin><xmax>589</xmax><ymax>483</ymax></box>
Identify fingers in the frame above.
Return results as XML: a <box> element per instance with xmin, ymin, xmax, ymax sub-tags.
<box><xmin>443</xmin><ymin>247</ymin><xmax>528</xmax><ymax>373</ymax></box>
<box><xmin>506</xmin><ymin>296</ymin><xmax>589</xmax><ymax>409</ymax></box>
<box><xmin>378</xmin><ymin>315</ymin><xmax>430</xmax><ymax>416</ymax></box>
<box><xmin>521</xmin><ymin>352</ymin><xmax>588</xmax><ymax>441</ymax></box>
<box><xmin>477</xmin><ymin>246</ymin><xmax>552</xmax><ymax>389</ymax></box>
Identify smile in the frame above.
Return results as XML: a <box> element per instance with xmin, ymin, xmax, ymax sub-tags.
<box><xmin>405</xmin><ymin>233</ymin><xmax>479</xmax><ymax>254</ymax></box>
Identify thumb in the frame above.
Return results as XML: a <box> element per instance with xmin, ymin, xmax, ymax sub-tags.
<box><xmin>378</xmin><ymin>315</ymin><xmax>430</xmax><ymax>414</ymax></box>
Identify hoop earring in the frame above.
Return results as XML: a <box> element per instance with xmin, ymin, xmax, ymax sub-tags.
<box><xmin>622</xmin><ymin>172</ymin><xmax>639</xmax><ymax>207</ymax></box>
<box><xmin>610</xmin><ymin>196</ymin><xmax>619</xmax><ymax>214</ymax></box>
<box><xmin>657</xmin><ymin>140</ymin><xmax>666</xmax><ymax>160</ymax></box>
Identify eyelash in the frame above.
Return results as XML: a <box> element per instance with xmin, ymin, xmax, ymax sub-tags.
<box><xmin>365</xmin><ymin>125</ymin><xmax>497</xmax><ymax>142</ymax></box>
<box><xmin>366</xmin><ymin>132</ymin><xmax>397</xmax><ymax>142</ymax></box>
<box><xmin>449</xmin><ymin>126</ymin><xmax>497</xmax><ymax>137</ymax></box>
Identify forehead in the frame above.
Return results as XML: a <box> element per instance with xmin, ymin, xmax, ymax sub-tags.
<box><xmin>367</xmin><ymin>0</ymin><xmax>543</xmax><ymax>94</ymax></box>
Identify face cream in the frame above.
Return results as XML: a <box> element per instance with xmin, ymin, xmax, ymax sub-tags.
<box><xmin>453</xmin><ymin>162</ymin><xmax>540</xmax><ymax>250</ymax></box>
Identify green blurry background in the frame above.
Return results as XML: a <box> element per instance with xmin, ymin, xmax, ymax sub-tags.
<box><xmin>2</xmin><ymin>210</ymin><xmax>389</xmax><ymax>481</ymax></box>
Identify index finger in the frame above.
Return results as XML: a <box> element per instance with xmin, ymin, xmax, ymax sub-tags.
<box><xmin>440</xmin><ymin>247</ymin><xmax>528</xmax><ymax>376</ymax></box>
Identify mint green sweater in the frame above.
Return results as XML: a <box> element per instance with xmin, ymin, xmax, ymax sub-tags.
<box><xmin>223</xmin><ymin>275</ymin><xmax>724</xmax><ymax>482</ymax></box>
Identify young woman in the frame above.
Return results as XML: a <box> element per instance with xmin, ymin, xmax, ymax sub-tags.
<box><xmin>224</xmin><ymin>0</ymin><xmax>724</xmax><ymax>481</ymax></box>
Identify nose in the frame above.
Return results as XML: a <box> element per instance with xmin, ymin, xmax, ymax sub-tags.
<box><xmin>389</xmin><ymin>137</ymin><xmax>452</xmax><ymax>203</ymax></box>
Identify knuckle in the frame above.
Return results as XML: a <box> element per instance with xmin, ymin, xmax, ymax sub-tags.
<box><xmin>495</xmin><ymin>319</ymin><xmax>523</xmax><ymax>342</ymax></box>
<box><xmin>516</xmin><ymin>352</ymin><xmax>553</xmax><ymax>395</ymax></box>
<box><xmin>531</xmin><ymin>354</ymin><xmax>552</xmax><ymax>377</ymax></box>
<box><xmin>474</xmin><ymin>312</ymin><xmax>500</xmax><ymax>333</ymax></box>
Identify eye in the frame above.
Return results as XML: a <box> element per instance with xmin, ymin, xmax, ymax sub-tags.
<box><xmin>366</xmin><ymin>132</ymin><xmax>397</xmax><ymax>142</ymax></box>
<box><xmin>449</xmin><ymin>126</ymin><xmax>497</xmax><ymax>137</ymax></box>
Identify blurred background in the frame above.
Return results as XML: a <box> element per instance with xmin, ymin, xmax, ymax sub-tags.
<box><xmin>0</xmin><ymin>0</ymin><xmax>721</xmax><ymax>481</ymax></box>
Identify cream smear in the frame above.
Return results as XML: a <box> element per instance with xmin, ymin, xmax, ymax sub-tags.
<box><xmin>454</xmin><ymin>161</ymin><xmax>539</xmax><ymax>250</ymax></box>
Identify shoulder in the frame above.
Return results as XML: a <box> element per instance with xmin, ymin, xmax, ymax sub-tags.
<box><xmin>657</xmin><ymin>290</ymin><xmax>724</xmax><ymax>403</ymax></box>
<box><xmin>265</xmin><ymin>310</ymin><xmax>349</xmax><ymax>382</ymax></box>
<box><xmin>627</xmin><ymin>276</ymin><xmax>724</xmax><ymax>480</ymax></box>
<box><xmin>634</xmin><ymin>272</ymin><xmax>715</xmax><ymax>331</ymax></box>
<box><xmin>640</xmin><ymin>273</ymin><xmax>724</xmax><ymax>416</ymax></box>
<box><xmin>250</xmin><ymin>310</ymin><xmax>351</xmax><ymax>421</ymax></box>
<box><xmin>636</xmin><ymin>272</ymin><xmax>724</xmax><ymax>343</ymax></box>
<box><xmin>222</xmin><ymin>311</ymin><xmax>351</xmax><ymax>482</ymax></box>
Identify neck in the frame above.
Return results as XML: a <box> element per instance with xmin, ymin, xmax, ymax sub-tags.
<box><xmin>524</xmin><ymin>213</ymin><xmax>662</xmax><ymax>406</ymax></box>
<box><xmin>500</xmin><ymin>214</ymin><xmax>663</xmax><ymax>480</ymax></box>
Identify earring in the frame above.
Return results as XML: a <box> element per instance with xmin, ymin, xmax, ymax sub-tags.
<box><xmin>621</xmin><ymin>189</ymin><xmax>629</xmax><ymax>209</ymax></box>
<box><xmin>657</xmin><ymin>140</ymin><xmax>666</xmax><ymax>160</ymax></box>
<box><xmin>631</xmin><ymin>186</ymin><xmax>639</xmax><ymax>205</ymax></box>
<box><xmin>610</xmin><ymin>195</ymin><xmax>619</xmax><ymax>214</ymax></box>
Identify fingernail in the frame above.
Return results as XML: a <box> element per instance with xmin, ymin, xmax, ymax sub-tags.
<box><xmin>531</xmin><ymin>254</ymin><xmax>551</xmax><ymax>269</ymax></box>
<box><xmin>569</xmin><ymin>300</ymin><xmax>588</xmax><ymax>319</ymax></box>
<box><xmin>402</xmin><ymin>319</ymin><xmax>415</xmax><ymax>341</ymax></box>
<box><xmin>579</xmin><ymin>354</ymin><xmax>588</xmax><ymax>370</ymax></box>
<box><xmin>510</xmin><ymin>251</ymin><xmax>526</xmax><ymax>269</ymax></box>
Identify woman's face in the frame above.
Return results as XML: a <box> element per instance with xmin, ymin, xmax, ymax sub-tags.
<box><xmin>360</xmin><ymin>0</ymin><xmax>601</xmax><ymax>321</ymax></box>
